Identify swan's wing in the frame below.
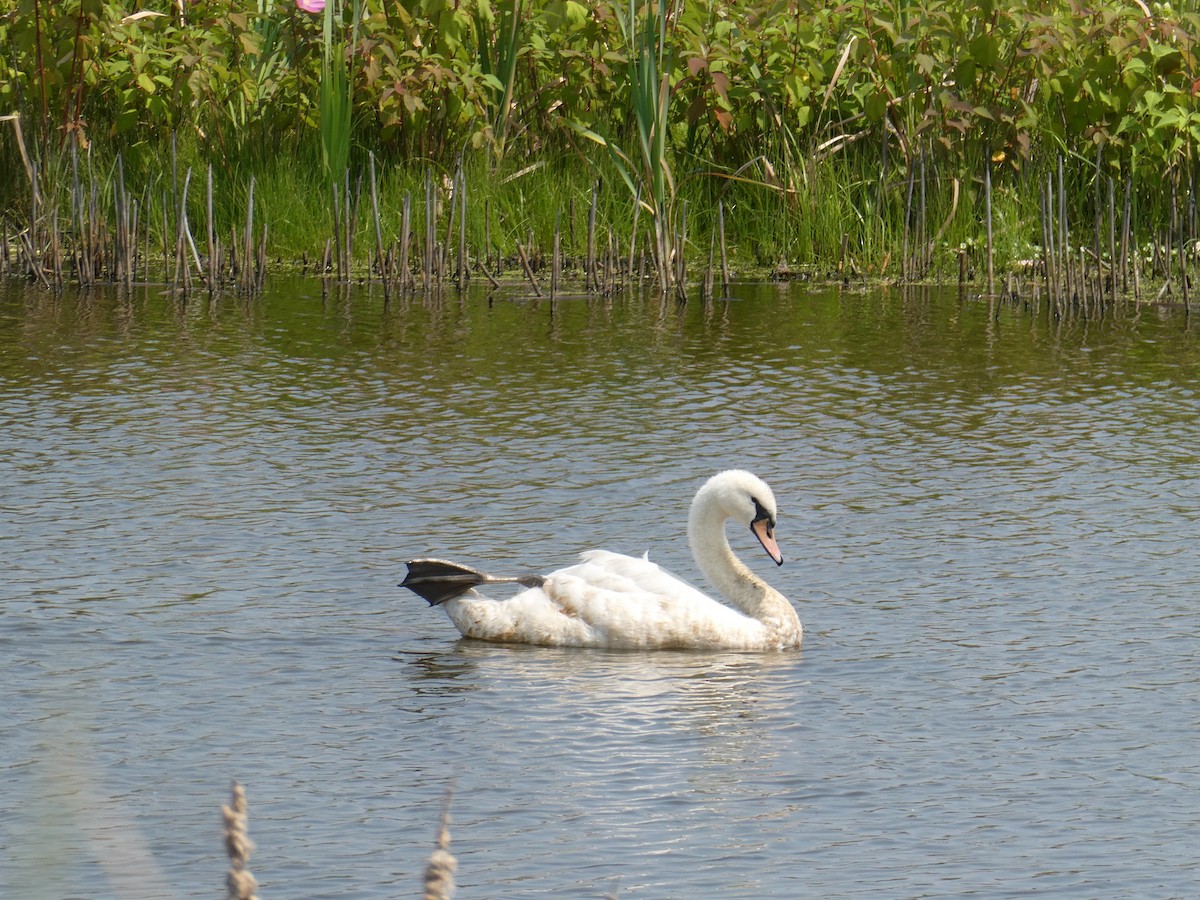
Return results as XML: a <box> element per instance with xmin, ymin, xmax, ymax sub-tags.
<box><xmin>550</xmin><ymin>549</ymin><xmax>713</xmax><ymax>602</ymax></box>
<box><xmin>541</xmin><ymin>549</ymin><xmax>767</xmax><ymax>649</ymax></box>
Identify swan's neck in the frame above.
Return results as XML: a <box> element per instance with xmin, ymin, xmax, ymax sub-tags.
<box><xmin>688</xmin><ymin>495</ymin><xmax>792</xmax><ymax>626</ymax></box>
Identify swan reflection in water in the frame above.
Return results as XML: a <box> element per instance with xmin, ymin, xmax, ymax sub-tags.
<box><xmin>393</xmin><ymin>638</ymin><xmax>806</xmax><ymax>774</ymax></box>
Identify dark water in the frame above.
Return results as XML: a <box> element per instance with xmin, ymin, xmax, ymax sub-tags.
<box><xmin>2</xmin><ymin>280</ymin><xmax>1198</xmax><ymax>898</ymax></box>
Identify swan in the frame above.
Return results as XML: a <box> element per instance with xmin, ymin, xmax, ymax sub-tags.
<box><xmin>400</xmin><ymin>470</ymin><xmax>802</xmax><ymax>650</ymax></box>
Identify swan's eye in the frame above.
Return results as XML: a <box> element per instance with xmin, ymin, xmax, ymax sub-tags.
<box><xmin>751</xmin><ymin>497</ymin><xmax>772</xmax><ymax>525</ymax></box>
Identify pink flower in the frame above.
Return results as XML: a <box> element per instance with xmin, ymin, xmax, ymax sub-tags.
<box><xmin>296</xmin><ymin>0</ymin><xmax>325</xmax><ymax>12</ymax></box>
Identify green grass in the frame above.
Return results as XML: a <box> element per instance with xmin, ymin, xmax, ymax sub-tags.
<box><xmin>0</xmin><ymin>127</ymin><xmax>1171</xmax><ymax>294</ymax></box>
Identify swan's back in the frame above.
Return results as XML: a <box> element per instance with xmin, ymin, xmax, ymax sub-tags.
<box><xmin>443</xmin><ymin>550</ymin><xmax>786</xmax><ymax>650</ymax></box>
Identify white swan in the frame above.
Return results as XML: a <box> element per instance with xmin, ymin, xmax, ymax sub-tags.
<box><xmin>400</xmin><ymin>470</ymin><xmax>802</xmax><ymax>650</ymax></box>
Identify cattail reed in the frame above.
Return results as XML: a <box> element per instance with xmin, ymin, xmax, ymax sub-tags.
<box><xmin>424</xmin><ymin>793</ymin><xmax>457</xmax><ymax>900</ymax></box>
<box><xmin>222</xmin><ymin>781</ymin><xmax>259</xmax><ymax>900</ymax></box>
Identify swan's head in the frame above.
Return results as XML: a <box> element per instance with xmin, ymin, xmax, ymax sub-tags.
<box><xmin>697</xmin><ymin>470</ymin><xmax>783</xmax><ymax>566</ymax></box>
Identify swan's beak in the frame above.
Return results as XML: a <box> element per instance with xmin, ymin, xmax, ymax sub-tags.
<box><xmin>752</xmin><ymin>518</ymin><xmax>783</xmax><ymax>566</ymax></box>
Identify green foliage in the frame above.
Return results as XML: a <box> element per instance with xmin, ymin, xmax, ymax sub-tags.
<box><xmin>3</xmin><ymin>0</ymin><xmax>1200</xmax><ymax>276</ymax></box>
<box><xmin>602</xmin><ymin>0</ymin><xmax>678</xmax><ymax>288</ymax></box>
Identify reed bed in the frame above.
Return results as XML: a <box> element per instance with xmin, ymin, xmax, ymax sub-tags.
<box><xmin>1</xmin><ymin>142</ymin><xmax>1196</xmax><ymax>320</ymax></box>
<box><xmin>3</xmin><ymin>1</ymin><xmax>1200</xmax><ymax>311</ymax></box>
<box><xmin>3</xmin><ymin>1</ymin><xmax>1199</xmax><ymax>310</ymax></box>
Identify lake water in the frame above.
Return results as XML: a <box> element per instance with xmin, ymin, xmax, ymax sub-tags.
<box><xmin>2</xmin><ymin>278</ymin><xmax>1198</xmax><ymax>898</ymax></box>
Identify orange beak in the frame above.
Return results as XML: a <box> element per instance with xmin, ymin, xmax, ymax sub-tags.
<box><xmin>751</xmin><ymin>518</ymin><xmax>783</xmax><ymax>566</ymax></box>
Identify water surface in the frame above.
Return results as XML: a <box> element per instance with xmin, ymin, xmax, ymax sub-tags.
<box><xmin>2</xmin><ymin>280</ymin><xmax>1198</xmax><ymax>897</ymax></box>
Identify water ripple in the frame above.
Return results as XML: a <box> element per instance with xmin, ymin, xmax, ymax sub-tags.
<box><xmin>1</xmin><ymin>281</ymin><xmax>1197</xmax><ymax>897</ymax></box>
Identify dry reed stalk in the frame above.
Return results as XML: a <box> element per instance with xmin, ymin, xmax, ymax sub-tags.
<box><xmin>399</xmin><ymin>192</ymin><xmax>412</xmax><ymax>293</ymax></box>
<box><xmin>229</xmin><ymin>224</ymin><xmax>239</xmax><ymax>284</ymax></box>
<box><xmin>457</xmin><ymin>167</ymin><xmax>468</xmax><ymax>289</ymax></box>
<box><xmin>1</xmin><ymin>114</ymin><xmax>38</xmax><ymax>206</ymax></box>
<box><xmin>1058</xmin><ymin>156</ymin><xmax>1070</xmax><ymax>303</ymax></box>
<box><xmin>1078</xmin><ymin>246</ymin><xmax>1088</xmax><ymax>311</ymax></box>
<box><xmin>984</xmin><ymin>149</ymin><xmax>994</xmax><ymax>294</ymax></box>
<box><xmin>1166</xmin><ymin>180</ymin><xmax>1177</xmax><ymax>298</ymax></box>
<box><xmin>242</xmin><ymin>176</ymin><xmax>256</xmax><ymax>294</ymax></box>
<box><xmin>703</xmin><ymin>219</ymin><xmax>715</xmax><ymax>301</ymax></box>
<box><xmin>70</xmin><ymin>142</ymin><xmax>85</xmax><ymax>286</ymax></box>
<box><xmin>174</xmin><ymin>167</ymin><xmax>195</xmax><ymax>296</ymax></box>
<box><xmin>50</xmin><ymin>207</ymin><xmax>62</xmax><ymax>289</ymax></box>
<box><xmin>445</xmin><ymin>161</ymin><xmax>460</xmax><ymax>284</ymax></box>
<box><xmin>1093</xmin><ymin>146</ymin><xmax>1104</xmax><ymax>310</ymax></box>
<box><xmin>919</xmin><ymin>151</ymin><xmax>928</xmax><ymax>276</ymax></box>
<box><xmin>171</xmin><ymin>131</ymin><xmax>180</xmax><ymax>241</ymax></box>
<box><xmin>257</xmin><ymin>222</ymin><xmax>267</xmax><ymax>293</ymax></box>
<box><xmin>627</xmin><ymin>187</ymin><xmax>642</xmax><ymax>283</ymax></box>
<box><xmin>119</xmin><ymin>154</ymin><xmax>135</xmax><ymax>282</ymax></box>
<box><xmin>222</xmin><ymin>781</ymin><xmax>259</xmax><ymax>900</ymax></box>
<box><xmin>347</xmin><ymin>171</ymin><xmax>360</xmax><ymax>278</ymax></box>
<box><xmin>1039</xmin><ymin>177</ymin><xmax>1053</xmax><ymax>309</ymax></box>
<box><xmin>369</xmin><ymin>153</ymin><xmax>386</xmax><ymax>295</ymax></box>
<box><xmin>608</xmin><ymin>228</ymin><xmax>617</xmax><ymax>291</ymax></box>
<box><xmin>29</xmin><ymin>160</ymin><xmax>41</xmax><ymax>283</ymax></box>
<box><xmin>423</xmin><ymin>170</ymin><xmax>435</xmax><ymax>291</ymax></box>
<box><xmin>480</xmin><ymin>255</ymin><xmax>502</xmax><ymax>289</ymax></box>
<box><xmin>484</xmin><ymin>198</ymin><xmax>492</xmax><ymax>273</ymax></box>
<box><xmin>1178</xmin><ymin>184</ymin><xmax>1190</xmax><ymax>314</ymax></box>
<box><xmin>587</xmin><ymin>179</ymin><xmax>598</xmax><ymax>291</ymax></box>
<box><xmin>551</xmin><ymin>206</ymin><xmax>562</xmax><ymax>299</ymax></box>
<box><xmin>674</xmin><ymin>200</ymin><xmax>687</xmax><ymax>301</ymax></box>
<box><xmin>902</xmin><ymin>161</ymin><xmax>914</xmax><ymax>281</ymax></box>
<box><xmin>1120</xmin><ymin>172</ymin><xmax>1132</xmax><ymax>296</ymax></box>
<box><xmin>330</xmin><ymin>181</ymin><xmax>342</xmax><ymax>281</ymax></box>
<box><xmin>342</xmin><ymin>173</ymin><xmax>351</xmax><ymax>281</ymax></box>
<box><xmin>515</xmin><ymin>241</ymin><xmax>543</xmax><ymax>297</ymax></box>
<box><xmin>424</xmin><ymin>793</ymin><xmax>457</xmax><ymax>900</ymax></box>
<box><xmin>1107</xmin><ymin>175</ymin><xmax>1116</xmax><ymax>306</ymax></box>
<box><xmin>137</xmin><ymin>184</ymin><xmax>149</xmax><ymax>283</ymax></box>
<box><xmin>207</xmin><ymin>164</ymin><xmax>216</xmax><ymax>291</ymax></box>
<box><xmin>718</xmin><ymin>199</ymin><xmax>730</xmax><ymax>296</ymax></box>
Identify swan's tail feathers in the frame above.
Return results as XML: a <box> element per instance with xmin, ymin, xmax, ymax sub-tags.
<box><xmin>400</xmin><ymin>558</ymin><xmax>545</xmax><ymax>606</ymax></box>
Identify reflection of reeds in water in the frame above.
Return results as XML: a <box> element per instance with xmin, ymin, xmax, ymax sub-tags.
<box><xmin>222</xmin><ymin>781</ymin><xmax>259</xmax><ymax>900</ymax></box>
